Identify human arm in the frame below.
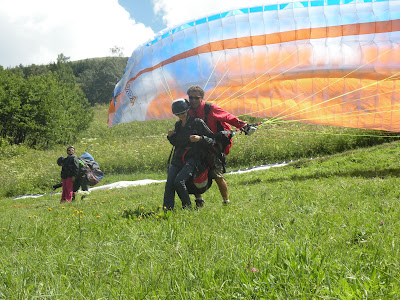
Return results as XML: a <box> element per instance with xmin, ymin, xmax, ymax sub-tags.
<box><xmin>211</xmin><ymin>104</ymin><xmax>247</xmax><ymax>129</ymax></box>
<box><xmin>167</xmin><ymin>122</ymin><xmax>192</xmax><ymax>147</ymax></box>
<box><xmin>191</xmin><ymin>119</ymin><xmax>217</xmax><ymax>147</ymax></box>
<box><xmin>190</xmin><ymin>135</ymin><xmax>215</xmax><ymax>147</ymax></box>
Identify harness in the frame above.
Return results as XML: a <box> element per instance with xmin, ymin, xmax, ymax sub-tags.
<box><xmin>204</xmin><ymin>102</ymin><xmax>224</xmax><ymax>133</ymax></box>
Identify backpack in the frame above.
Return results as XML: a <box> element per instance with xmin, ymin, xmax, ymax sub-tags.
<box><xmin>204</xmin><ymin>102</ymin><xmax>232</xmax><ymax>154</ymax></box>
<box><xmin>186</xmin><ymin>161</ymin><xmax>213</xmax><ymax>195</ymax></box>
<box><xmin>78</xmin><ymin>152</ymin><xmax>104</xmax><ymax>186</ymax></box>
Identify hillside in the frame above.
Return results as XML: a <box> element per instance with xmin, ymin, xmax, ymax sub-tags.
<box><xmin>1</xmin><ymin>104</ymin><xmax>399</xmax><ymax>198</ymax></box>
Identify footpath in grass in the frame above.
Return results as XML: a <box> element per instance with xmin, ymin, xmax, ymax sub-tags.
<box><xmin>1</xmin><ymin>142</ymin><xmax>400</xmax><ymax>298</ymax></box>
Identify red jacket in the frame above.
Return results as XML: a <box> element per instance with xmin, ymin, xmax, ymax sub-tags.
<box><xmin>189</xmin><ymin>101</ymin><xmax>246</xmax><ymax>154</ymax></box>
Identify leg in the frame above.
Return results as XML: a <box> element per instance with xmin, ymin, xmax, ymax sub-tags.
<box><xmin>163</xmin><ymin>165</ymin><xmax>180</xmax><ymax>211</ymax></box>
<box><xmin>215</xmin><ymin>177</ymin><xmax>229</xmax><ymax>202</ymax></box>
<box><xmin>81</xmin><ymin>178</ymin><xmax>89</xmax><ymax>192</ymax></box>
<box><xmin>210</xmin><ymin>161</ymin><xmax>229</xmax><ymax>204</ymax></box>
<box><xmin>61</xmin><ymin>179</ymin><xmax>67</xmax><ymax>203</ymax></box>
<box><xmin>194</xmin><ymin>193</ymin><xmax>204</xmax><ymax>208</ymax></box>
<box><xmin>62</xmin><ymin>177</ymin><xmax>74</xmax><ymax>202</ymax></box>
<box><xmin>80</xmin><ymin>177</ymin><xmax>89</xmax><ymax>200</ymax></box>
<box><xmin>173</xmin><ymin>162</ymin><xmax>194</xmax><ymax>209</ymax></box>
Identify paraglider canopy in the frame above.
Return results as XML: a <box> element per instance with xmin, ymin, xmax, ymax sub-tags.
<box><xmin>108</xmin><ymin>0</ymin><xmax>400</xmax><ymax>132</ymax></box>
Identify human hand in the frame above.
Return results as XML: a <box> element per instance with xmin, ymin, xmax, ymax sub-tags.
<box><xmin>190</xmin><ymin>135</ymin><xmax>201</xmax><ymax>142</ymax></box>
<box><xmin>242</xmin><ymin>124</ymin><xmax>257</xmax><ymax>135</ymax></box>
<box><xmin>168</xmin><ymin>130</ymin><xmax>175</xmax><ymax>137</ymax></box>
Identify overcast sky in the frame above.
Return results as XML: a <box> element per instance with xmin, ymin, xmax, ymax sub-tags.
<box><xmin>0</xmin><ymin>0</ymin><xmax>283</xmax><ymax>68</ymax></box>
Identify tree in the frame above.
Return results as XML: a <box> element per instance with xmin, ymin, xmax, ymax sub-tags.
<box><xmin>78</xmin><ymin>58</ymin><xmax>127</xmax><ymax>105</ymax></box>
<box><xmin>0</xmin><ymin>67</ymin><xmax>93</xmax><ymax>148</ymax></box>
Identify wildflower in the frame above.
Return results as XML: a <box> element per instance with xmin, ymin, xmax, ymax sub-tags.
<box><xmin>28</xmin><ymin>216</ymin><xmax>32</xmax><ymax>219</ymax></box>
<box><xmin>62</xmin><ymin>207</ymin><xmax>65</xmax><ymax>209</ymax></box>
<box><xmin>250</xmin><ymin>268</ymin><xmax>259</xmax><ymax>273</ymax></box>
<box><xmin>48</xmin><ymin>208</ymin><xmax>52</xmax><ymax>211</ymax></box>
<box><xmin>72</xmin><ymin>214</ymin><xmax>75</xmax><ymax>217</ymax></box>
<box><xmin>96</xmin><ymin>216</ymin><xmax>100</xmax><ymax>219</ymax></box>
<box><xmin>380</xmin><ymin>221</ymin><xmax>384</xmax><ymax>226</ymax></box>
<box><xmin>33</xmin><ymin>215</ymin><xmax>37</xmax><ymax>218</ymax></box>
<box><xmin>80</xmin><ymin>211</ymin><xmax>83</xmax><ymax>214</ymax></box>
<box><xmin>140</xmin><ymin>207</ymin><xmax>144</xmax><ymax>210</ymax></box>
<box><xmin>2</xmin><ymin>228</ymin><xmax>6</xmax><ymax>230</ymax></box>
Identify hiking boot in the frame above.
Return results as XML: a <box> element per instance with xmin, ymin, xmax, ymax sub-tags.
<box><xmin>195</xmin><ymin>199</ymin><xmax>205</xmax><ymax>208</ymax></box>
<box><xmin>222</xmin><ymin>199</ymin><xmax>230</xmax><ymax>205</ymax></box>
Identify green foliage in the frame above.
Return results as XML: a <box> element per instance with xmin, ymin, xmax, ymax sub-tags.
<box><xmin>7</xmin><ymin>55</ymin><xmax>128</xmax><ymax>106</ymax></box>
<box><xmin>0</xmin><ymin>67</ymin><xmax>93</xmax><ymax>148</ymax></box>
<box><xmin>73</xmin><ymin>57</ymin><xmax>127</xmax><ymax>105</ymax></box>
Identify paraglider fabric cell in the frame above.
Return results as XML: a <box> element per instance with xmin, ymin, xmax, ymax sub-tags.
<box><xmin>108</xmin><ymin>0</ymin><xmax>400</xmax><ymax>132</ymax></box>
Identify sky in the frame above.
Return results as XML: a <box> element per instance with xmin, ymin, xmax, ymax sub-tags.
<box><xmin>0</xmin><ymin>0</ymin><xmax>278</xmax><ymax>68</ymax></box>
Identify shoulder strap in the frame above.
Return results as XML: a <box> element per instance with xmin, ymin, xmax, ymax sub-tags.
<box><xmin>204</xmin><ymin>102</ymin><xmax>225</xmax><ymax>133</ymax></box>
<box><xmin>167</xmin><ymin>146</ymin><xmax>175</xmax><ymax>167</ymax></box>
<box><xmin>204</xmin><ymin>102</ymin><xmax>212</xmax><ymax>124</ymax></box>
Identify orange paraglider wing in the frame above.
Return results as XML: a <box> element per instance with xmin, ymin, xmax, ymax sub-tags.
<box><xmin>108</xmin><ymin>1</ymin><xmax>400</xmax><ymax>132</ymax></box>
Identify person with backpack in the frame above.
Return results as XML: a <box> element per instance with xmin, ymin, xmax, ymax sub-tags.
<box><xmin>57</xmin><ymin>145</ymin><xmax>79</xmax><ymax>203</ymax></box>
<box><xmin>163</xmin><ymin>98</ymin><xmax>216</xmax><ymax>211</ymax></box>
<box><xmin>187</xmin><ymin>85</ymin><xmax>256</xmax><ymax>205</ymax></box>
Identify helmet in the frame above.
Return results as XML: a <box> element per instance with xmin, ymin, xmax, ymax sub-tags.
<box><xmin>57</xmin><ymin>156</ymin><xmax>65</xmax><ymax>166</ymax></box>
<box><xmin>172</xmin><ymin>98</ymin><xmax>189</xmax><ymax>115</ymax></box>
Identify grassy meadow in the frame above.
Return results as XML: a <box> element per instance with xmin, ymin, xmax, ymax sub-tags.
<box><xmin>1</xmin><ymin>104</ymin><xmax>400</xmax><ymax>298</ymax></box>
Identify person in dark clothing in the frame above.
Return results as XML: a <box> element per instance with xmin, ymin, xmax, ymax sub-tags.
<box><xmin>163</xmin><ymin>98</ymin><xmax>216</xmax><ymax>211</ymax></box>
<box><xmin>58</xmin><ymin>146</ymin><xmax>79</xmax><ymax>203</ymax></box>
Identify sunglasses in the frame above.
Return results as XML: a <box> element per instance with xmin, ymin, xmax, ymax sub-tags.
<box><xmin>189</xmin><ymin>96</ymin><xmax>202</xmax><ymax>100</ymax></box>
<box><xmin>175</xmin><ymin>111</ymin><xmax>187</xmax><ymax>116</ymax></box>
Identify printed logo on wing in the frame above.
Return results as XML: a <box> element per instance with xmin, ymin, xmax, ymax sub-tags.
<box><xmin>125</xmin><ymin>84</ymin><xmax>136</xmax><ymax>106</ymax></box>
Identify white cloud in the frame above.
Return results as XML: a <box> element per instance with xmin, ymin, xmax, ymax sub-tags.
<box><xmin>153</xmin><ymin>0</ymin><xmax>295</xmax><ymax>29</ymax></box>
<box><xmin>0</xmin><ymin>0</ymin><xmax>155</xmax><ymax>67</ymax></box>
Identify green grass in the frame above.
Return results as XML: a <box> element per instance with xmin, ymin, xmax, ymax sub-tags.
<box><xmin>1</xmin><ymin>142</ymin><xmax>400</xmax><ymax>298</ymax></box>
<box><xmin>1</xmin><ymin>104</ymin><xmax>400</xmax><ymax>298</ymax></box>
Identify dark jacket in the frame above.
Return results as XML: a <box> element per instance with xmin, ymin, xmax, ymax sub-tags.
<box><xmin>61</xmin><ymin>155</ymin><xmax>79</xmax><ymax>179</ymax></box>
<box><xmin>168</xmin><ymin>117</ymin><xmax>215</xmax><ymax>167</ymax></box>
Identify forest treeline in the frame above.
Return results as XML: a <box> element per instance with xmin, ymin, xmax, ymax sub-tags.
<box><xmin>0</xmin><ymin>54</ymin><xmax>128</xmax><ymax>149</ymax></box>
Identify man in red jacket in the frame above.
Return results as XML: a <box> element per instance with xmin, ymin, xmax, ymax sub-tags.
<box><xmin>187</xmin><ymin>85</ymin><xmax>254</xmax><ymax>206</ymax></box>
